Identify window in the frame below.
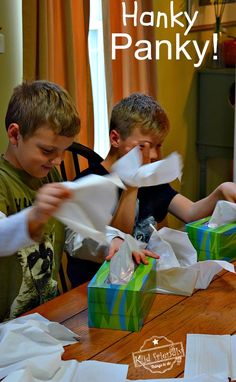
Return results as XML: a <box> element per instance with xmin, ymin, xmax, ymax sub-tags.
<box><xmin>88</xmin><ymin>0</ymin><xmax>109</xmax><ymax>158</ymax></box>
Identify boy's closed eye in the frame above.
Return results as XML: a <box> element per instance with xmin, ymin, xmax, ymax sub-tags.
<box><xmin>42</xmin><ymin>149</ymin><xmax>54</xmax><ymax>155</ymax></box>
<box><xmin>39</xmin><ymin>146</ymin><xmax>56</xmax><ymax>155</ymax></box>
<box><xmin>139</xmin><ymin>141</ymin><xmax>151</xmax><ymax>149</ymax></box>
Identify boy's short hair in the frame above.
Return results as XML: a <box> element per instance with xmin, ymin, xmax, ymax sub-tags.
<box><xmin>110</xmin><ymin>93</ymin><xmax>169</xmax><ymax>139</ymax></box>
<box><xmin>5</xmin><ymin>80</ymin><xmax>80</xmax><ymax>138</ymax></box>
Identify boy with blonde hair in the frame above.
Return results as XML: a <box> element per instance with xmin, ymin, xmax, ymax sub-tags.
<box><xmin>0</xmin><ymin>80</ymin><xmax>80</xmax><ymax>321</ymax></box>
<box><xmin>68</xmin><ymin>93</ymin><xmax>236</xmax><ymax>287</ymax></box>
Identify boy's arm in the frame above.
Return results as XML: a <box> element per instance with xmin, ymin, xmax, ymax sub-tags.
<box><xmin>168</xmin><ymin>182</ymin><xmax>236</xmax><ymax>223</ymax></box>
<box><xmin>0</xmin><ymin>183</ymin><xmax>72</xmax><ymax>257</ymax></box>
<box><xmin>0</xmin><ymin>209</ymin><xmax>35</xmax><ymax>256</ymax></box>
<box><xmin>110</xmin><ymin>143</ymin><xmax>150</xmax><ymax>234</ymax></box>
<box><xmin>110</xmin><ymin>186</ymin><xmax>138</xmax><ymax>234</ymax></box>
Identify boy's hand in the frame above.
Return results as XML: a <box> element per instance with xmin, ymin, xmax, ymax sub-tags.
<box><xmin>139</xmin><ymin>142</ymin><xmax>151</xmax><ymax>165</ymax></box>
<box><xmin>132</xmin><ymin>248</ymin><xmax>159</xmax><ymax>265</ymax></box>
<box><xmin>218</xmin><ymin>182</ymin><xmax>236</xmax><ymax>203</ymax></box>
<box><xmin>106</xmin><ymin>236</ymin><xmax>159</xmax><ymax>265</ymax></box>
<box><xmin>106</xmin><ymin>237</ymin><xmax>124</xmax><ymax>260</ymax></box>
<box><xmin>28</xmin><ymin>183</ymin><xmax>72</xmax><ymax>241</ymax></box>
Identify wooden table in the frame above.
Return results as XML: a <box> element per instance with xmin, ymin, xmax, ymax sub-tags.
<box><xmin>28</xmin><ymin>263</ymin><xmax>236</xmax><ymax>380</ymax></box>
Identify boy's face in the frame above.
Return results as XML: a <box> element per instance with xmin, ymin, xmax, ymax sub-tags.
<box><xmin>7</xmin><ymin>124</ymin><xmax>74</xmax><ymax>178</ymax></box>
<box><xmin>112</xmin><ymin>127</ymin><xmax>165</xmax><ymax>163</ymax></box>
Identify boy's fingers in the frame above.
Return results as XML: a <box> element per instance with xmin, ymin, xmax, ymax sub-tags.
<box><xmin>132</xmin><ymin>251</ymin><xmax>141</xmax><ymax>264</ymax></box>
<box><xmin>106</xmin><ymin>246</ymin><xmax>118</xmax><ymax>260</ymax></box>
<box><xmin>132</xmin><ymin>251</ymin><xmax>148</xmax><ymax>265</ymax></box>
<box><xmin>132</xmin><ymin>249</ymin><xmax>159</xmax><ymax>265</ymax></box>
<box><xmin>141</xmin><ymin>142</ymin><xmax>150</xmax><ymax>165</ymax></box>
<box><xmin>143</xmin><ymin>249</ymin><xmax>160</xmax><ymax>259</ymax></box>
<box><xmin>106</xmin><ymin>237</ymin><xmax>124</xmax><ymax>260</ymax></box>
<box><xmin>36</xmin><ymin>197</ymin><xmax>65</xmax><ymax>213</ymax></box>
<box><xmin>36</xmin><ymin>185</ymin><xmax>72</xmax><ymax>207</ymax></box>
<box><xmin>107</xmin><ymin>244</ymin><xmax>120</xmax><ymax>260</ymax></box>
<box><xmin>39</xmin><ymin>183</ymin><xmax>73</xmax><ymax>198</ymax></box>
<box><xmin>60</xmin><ymin>188</ymin><xmax>73</xmax><ymax>199</ymax></box>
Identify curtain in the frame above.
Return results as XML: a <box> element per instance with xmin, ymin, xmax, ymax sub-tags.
<box><xmin>22</xmin><ymin>0</ymin><xmax>94</xmax><ymax>152</ymax></box>
<box><xmin>102</xmin><ymin>0</ymin><xmax>158</xmax><ymax>117</ymax></box>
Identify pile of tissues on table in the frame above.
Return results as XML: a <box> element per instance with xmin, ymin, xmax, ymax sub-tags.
<box><xmin>0</xmin><ymin>314</ymin><xmax>235</xmax><ymax>382</ymax></box>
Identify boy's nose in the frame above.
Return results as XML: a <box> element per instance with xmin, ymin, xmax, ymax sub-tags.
<box><xmin>50</xmin><ymin>156</ymin><xmax>63</xmax><ymax>166</ymax></box>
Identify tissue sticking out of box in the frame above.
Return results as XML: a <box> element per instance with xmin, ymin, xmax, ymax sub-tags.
<box><xmin>208</xmin><ymin>201</ymin><xmax>236</xmax><ymax>228</ymax></box>
<box><xmin>109</xmin><ymin>235</ymin><xmax>145</xmax><ymax>285</ymax></box>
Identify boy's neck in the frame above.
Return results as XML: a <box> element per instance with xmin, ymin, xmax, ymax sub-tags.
<box><xmin>101</xmin><ymin>151</ymin><xmax>118</xmax><ymax>173</ymax></box>
<box><xmin>3</xmin><ymin>146</ymin><xmax>19</xmax><ymax>168</ymax></box>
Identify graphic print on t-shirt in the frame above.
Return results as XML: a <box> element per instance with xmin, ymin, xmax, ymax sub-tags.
<box><xmin>9</xmin><ymin>233</ymin><xmax>58</xmax><ymax>318</ymax></box>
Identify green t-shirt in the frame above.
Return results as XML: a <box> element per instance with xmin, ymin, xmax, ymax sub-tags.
<box><xmin>0</xmin><ymin>156</ymin><xmax>65</xmax><ymax>321</ymax></box>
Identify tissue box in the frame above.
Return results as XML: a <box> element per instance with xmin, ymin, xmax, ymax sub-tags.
<box><xmin>88</xmin><ymin>258</ymin><xmax>156</xmax><ymax>332</ymax></box>
<box><xmin>186</xmin><ymin>217</ymin><xmax>236</xmax><ymax>262</ymax></box>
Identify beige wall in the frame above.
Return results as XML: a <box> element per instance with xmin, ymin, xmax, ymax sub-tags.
<box><xmin>0</xmin><ymin>0</ymin><xmax>23</xmax><ymax>153</ymax></box>
<box><xmin>154</xmin><ymin>0</ymin><xmax>235</xmax><ymax>228</ymax></box>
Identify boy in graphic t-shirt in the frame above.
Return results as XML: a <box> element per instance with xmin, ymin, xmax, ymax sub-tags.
<box><xmin>0</xmin><ymin>80</ymin><xmax>80</xmax><ymax>321</ymax></box>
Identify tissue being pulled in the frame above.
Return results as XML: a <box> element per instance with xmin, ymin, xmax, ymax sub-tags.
<box><xmin>111</xmin><ymin>146</ymin><xmax>182</xmax><ymax>187</ymax></box>
<box><xmin>109</xmin><ymin>235</ymin><xmax>146</xmax><ymax>284</ymax></box>
<box><xmin>54</xmin><ymin>174</ymin><xmax>124</xmax><ymax>244</ymax></box>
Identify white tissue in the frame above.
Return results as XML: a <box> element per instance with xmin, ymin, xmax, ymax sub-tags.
<box><xmin>208</xmin><ymin>200</ymin><xmax>236</xmax><ymax>228</ymax></box>
<box><xmin>109</xmin><ymin>235</ymin><xmax>145</xmax><ymax>284</ymax></box>
<box><xmin>76</xmin><ymin>360</ymin><xmax>129</xmax><ymax>382</ymax></box>
<box><xmin>184</xmin><ymin>334</ymin><xmax>236</xmax><ymax>380</ymax></box>
<box><xmin>112</xmin><ymin>146</ymin><xmax>182</xmax><ymax>187</ymax></box>
<box><xmin>147</xmin><ymin>227</ymin><xmax>235</xmax><ymax>296</ymax></box>
<box><xmin>4</xmin><ymin>360</ymin><xmax>129</xmax><ymax>382</ymax></box>
<box><xmin>0</xmin><ymin>313</ymin><xmax>78</xmax><ymax>380</ymax></box>
<box><xmin>55</xmin><ymin>174</ymin><xmax>124</xmax><ymax>243</ymax></box>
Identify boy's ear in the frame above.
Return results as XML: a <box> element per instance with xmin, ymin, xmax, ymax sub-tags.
<box><xmin>7</xmin><ymin>123</ymin><xmax>21</xmax><ymax>145</ymax></box>
<box><xmin>110</xmin><ymin>129</ymin><xmax>121</xmax><ymax>148</ymax></box>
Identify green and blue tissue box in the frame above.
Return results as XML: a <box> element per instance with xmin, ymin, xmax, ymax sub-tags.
<box><xmin>186</xmin><ymin>217</ymin><xmax>236</xmax><ymax>262</ymax></box>
<box><xmin>88</xmin><ymin>257</ymin><xmax>156</xmax><ymax>332</ymax></box>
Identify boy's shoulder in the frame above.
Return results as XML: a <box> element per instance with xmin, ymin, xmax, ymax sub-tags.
<box><xmin>0</xmin><ymin>156</ymin><xmax>17</xmax><ymax>186</ymax></box>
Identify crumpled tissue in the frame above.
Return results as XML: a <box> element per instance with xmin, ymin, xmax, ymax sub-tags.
<box><xmin>147</xmin><ymin>226</ymin><xmax>235</xmax><ymax>296</ymax></box>
<box><xmin>111</xmin><ymin>146</ymin><xmax>182</xmax><ymax>187</ymax></box>
<box><xmin>0</xmin><ymin>313</ymin><xmax>78</xmax><ymax>380</ymax></box>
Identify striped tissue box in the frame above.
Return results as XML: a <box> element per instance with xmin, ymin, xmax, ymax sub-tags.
<box><xmin>88</xmin><ymin>258</ymin><xmax>156</xmax><ymax>332</ymax></box>
<box><xmin>186</xmin><ymin>217</ymin><xmax>236</xmax><ymax>262</ymax></box>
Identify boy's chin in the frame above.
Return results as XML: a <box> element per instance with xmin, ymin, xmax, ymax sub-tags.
<box><xmin>40</xmin><ymin>167</ymin><xmax>52</xmax><ymax>177</ymax></box>
<box><xmin>29</xmin><ymin>166</ymin><xmax>51</xmax><ymax>178</ymax></box>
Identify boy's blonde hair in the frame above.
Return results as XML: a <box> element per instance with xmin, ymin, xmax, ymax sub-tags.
<box><xmin>5</xmin><ymin>80</ymin><xmax>80</xmax><ymax>138</ymax></box>
<box><xmin>110</xmin><ymin>93</ymin><xmax>169</xmax><ymax>140</ymax></box>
